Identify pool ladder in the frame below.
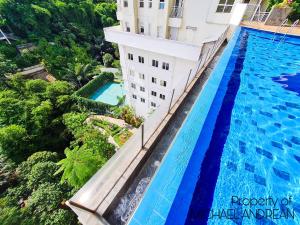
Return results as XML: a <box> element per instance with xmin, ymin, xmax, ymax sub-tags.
<box><xmin>272</xmin><ymin>19</ymin><xmax>299</xmax><ymax>43</ymax></box>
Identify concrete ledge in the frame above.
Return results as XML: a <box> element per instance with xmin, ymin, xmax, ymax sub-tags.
<box><xmin>104</xmin><ymin>26</ymin><xmax>202</xmax><ymax>61</ymax></box>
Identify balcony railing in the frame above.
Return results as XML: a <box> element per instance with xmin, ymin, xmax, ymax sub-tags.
<box><xmin>170</xmin><ymin>6</ymin><xmax>183</xmax><ymax>18</ymax></box>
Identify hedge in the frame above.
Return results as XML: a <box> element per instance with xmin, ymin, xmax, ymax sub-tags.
<box><xmin>73</xmin><ymin>72</ymin><xmax>115</xmax><ymax>113</ymax></box>
<box><xmin>75</xmin><ymin>72</ymin><xmax>114</xmax><ymax>98</ymax></box>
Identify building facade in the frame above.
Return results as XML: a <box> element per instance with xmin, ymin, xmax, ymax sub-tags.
<box><xmin>104</xmin><ymin>0</ymin><xmax>244</xmax><ymax>116</ymax></box>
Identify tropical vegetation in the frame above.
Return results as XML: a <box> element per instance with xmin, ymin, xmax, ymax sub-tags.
<box><xmin>0</xmin><ymin>0</ymin><xmax>126</xmax><ymax>224</ymax></box>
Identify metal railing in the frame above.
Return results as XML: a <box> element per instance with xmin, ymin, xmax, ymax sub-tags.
<box><xmin>170</xmin><ymin>6</ymin><xmax>183</xmax><ymax>18</ymax></box>
<box><xmin>272</xmin><ymin>19</ymin><xmax>299</xmax><ymax>43</ymax></box>
<box><xmin>242</xmin><ymin>4</ymin><xmax>270</xmax><ymax>23</ymax></box>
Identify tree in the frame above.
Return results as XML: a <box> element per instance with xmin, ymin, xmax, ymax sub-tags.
<box><xmin>25</xmin><ymin>183</ymin><xmax>65</xmax><ymax>224</ymax></box>
<box><xmin>0</xmin><ymin>54</ymin><xmax>17</xmax><ymax>87</ymax></box>
<box><xmin>55</xmin><ymin>146</ymin><xmax>105</xmax><ymax>188</ymax></box>
<box><xmin>0</xmin><ymin>125</ymin><xmax>28</xmax><ymax>161</ymax></box>
<box><xmin>102</xmin><ymin>53</ymin><xmax>114</xmax><ymax>67</ymax></box>
<box><xmin>18</xmin><ymin>151</ymin><xmax>59</xmax><ymax>178</ymax></box>
<box><xmin>25</xmin><ymin>79</ymin><xmax>49</xmax><ymax>95</ymax></box>
<box><xmin>66</xmin><ymin>63</ymin><xmax>95</xmax><ymax>88</ymax></box>
<box><xmin>28</xmin><ymin>162</ymin><xmax>59</xmax><ymax>189</ymax></box>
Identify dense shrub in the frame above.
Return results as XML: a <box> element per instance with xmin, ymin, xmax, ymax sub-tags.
<box><xmin>102</xmin><ymin>53</ymin><xmax>114</xmax><ymax>67</ymax></box>
<box><xmin>75</xmin><ymin>71</ymin><xmax>114</xmax><ymax>98</ymax></box>
<box><xmin>73</xmin><ymin>72</ymin><xmax>114</xmax><ymax>113</ymax></box>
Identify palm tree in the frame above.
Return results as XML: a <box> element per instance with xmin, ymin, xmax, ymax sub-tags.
<box><xmin>65</xmin><ymin>63</ymin><xmax>95</xmax><ymax>88</ymax></box>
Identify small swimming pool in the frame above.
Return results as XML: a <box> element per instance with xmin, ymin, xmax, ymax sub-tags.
<box><xmin>129</xmin><ymin>27</ymin><xmax>300</xmax><ymax>225</ymax></box>
<box><xmin>89</xmin><ymin>82</ymin><xmax>124</xmax><ymax>106</ymax></box>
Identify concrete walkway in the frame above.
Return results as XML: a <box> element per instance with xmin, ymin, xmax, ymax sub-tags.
<box><xmin>101</xmin><ymin>67</ymin><xmax>120</xmax><ymax>74</ymax></box>
<box><xmin>241</xmin><ymin>21</ymin><xmax>300</xmax><ymax>36</ymax></box>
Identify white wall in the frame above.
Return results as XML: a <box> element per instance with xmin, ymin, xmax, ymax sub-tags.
<box><xmin>119</xmin><ymin>45</ymin><xmax>197</xmax><ymax>116</ymax></box>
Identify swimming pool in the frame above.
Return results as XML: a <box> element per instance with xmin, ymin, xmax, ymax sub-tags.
<box><xmin>90</xmin><ymin>82</ymin><xmax>124</xmax><ymax>105</ymax></box>
<box><xmin>129</xmin><ymin>27</ymin><xmax>300</xmax><ymax>225</ymax></box>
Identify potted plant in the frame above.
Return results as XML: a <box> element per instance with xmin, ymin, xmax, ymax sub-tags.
<box><xmin>265</xmin><ymin>0</ymin><xmax>294</xmax><ymax>25</ymax></box>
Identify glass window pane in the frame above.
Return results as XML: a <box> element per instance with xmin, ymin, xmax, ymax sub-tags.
<box><xmin>219</xmin><ymin>0</ymin><xmax>226</xmax><ymax>4</ymax></box>
<box><xmin>224</xmin><ymin>6</ymin><xmax>232</xmax><ymax>13</ymax></box>
<box><xmin>216</xmin><ymin>6</ymin><xmax>224</xmax><ymax>12</ymax></box>
<box><xmin>227</xmin><ymin>0</ymin><xmax>235</xmax><ymax>5</ymax></box>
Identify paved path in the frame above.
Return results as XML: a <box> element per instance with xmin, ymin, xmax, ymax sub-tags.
<box><xmin>101</xmin><ymin>67</ymin><xmax>120</xmax><ymax>74</ymax></box>
<box><xmin>241</xmin><ymin>21</ymin><xmax>300</xmax><ymax>36</ymax></box>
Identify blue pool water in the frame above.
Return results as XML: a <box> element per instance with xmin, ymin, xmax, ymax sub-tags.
<box><xmin>90</xmin><ymin>82</ymin><xmax>124</xmax><ymax>105</ymax></box>
<box><xmin>129</xmin><ymin>27</ymin><xmax>300</xmax><ymax>225</ymax></box>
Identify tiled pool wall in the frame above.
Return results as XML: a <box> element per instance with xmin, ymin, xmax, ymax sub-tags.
<box><xmin>128</xmin><ymin>27</ymin><xmax>242</xmax><ymax>225</ymax></box>
<box><xmin>166</xmin><ymin>28</ymin><xmax>250</xmax><ymax>225</ymax></box>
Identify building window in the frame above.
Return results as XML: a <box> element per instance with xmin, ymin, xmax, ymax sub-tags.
<box><xmin>131</xmin><ymin>83</ymin><xmax>136</xmax><ymax>89</ymax></box>
<box><xmin>152</xmin><ymin>59</ymin><xmax>158</xmax><ymax>67</ymax></box>
<box><xmin>149</xmin><ymin>0</ymin><xmax>152</xmax><ymax>8</ymax></box>
<box><xmin>216</xmin><ymin>0</ymin><xmax>235</xmax><ymax>13</ymax></box>
<box><xmin>160</xmin><ymin>80</ymin><xmax>167</xmax><ymax>87</ymax></box>
<box><xmin>132</xmin><ymin>94</ymin><xmax>137</xmax><ymax>99</ymax></box>
<box><xmin>159</xmin><ymin>0</ymin><xmax>165</xmax><ymax>9</ymax></box>
<box><xmin>157</xmin><ymin>26</ymin><xmax>163</xmax><ymax>38</ymax></box>
<box><xmin>152</xmin><ymin>77</ymin><xmax>157</xmax><ymax>83</ymax></box>
<box><xmin>151</xmin><ymin>102</ymin><xmax>156</xmax><ymax>107</ymax></box>
<box><xmin>162</xmin><ymin>62</ymin><xmax>169</xmax><ymax>70</ymax></box>
<box><xmin>124</xmin><ymin>0</ymin><xmax>128</xmax><ymax>7</ymax></box>
<box><xmin>138</xmin><ymin>56</ymin><xmax>144</xmax><ymax>63</ymax></box>
<box><xmin>140</xmin><ymin>86</ymin><xmax>145</xmax><ymax>92</ymax></box>
<box><xmin>141</xmin><ymin>98</ymin><xmax>145</xmax><ymax>103</ymax></box>
<box><xmin>125</xmin><ymin>22</ymin><xmax>130</xmax><ymax>32</ymax></box>
<box><xmin>139</xmin><ymin>73</ymin><xmax>145</xmax><ymax>80</ymax></box>
<box><xmin>128</xmin><ymin>53</ymin><xmax>133</xmax><ymax>60</ymax></box>
<box><xmin>129</xmin><ymin>70</ymin><xmax>134</xmax><ymax>76</ymax></box>
<box><xmin>151</xmin><ymin>91</ymin><xmax>157</xmax><ymax>96</ymax></box>
<box><xmin>139</xmin><ymin>0</ymin><xmax>144</xmax><ymax>8</ymax></box>
<box><xmin>140</xmin><ymin>25</ymin><xmax>145</xmax><ymax>34</ymax></box>
<box><xmin>160</xmin><ymin>94</ymin><xmax>165</xmax><ymax>100</ymax></box>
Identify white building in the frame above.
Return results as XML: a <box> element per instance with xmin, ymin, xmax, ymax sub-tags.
<box><xmin>104</xmin><ymin>0</ymin><xmax>251</xmax><ymax>116</ymax></box>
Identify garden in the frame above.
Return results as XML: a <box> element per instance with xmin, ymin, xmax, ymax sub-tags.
<box><xmin>91</xmin><ymin>118</ymin><xmax>133</xmax><ymax>147</ymax></box>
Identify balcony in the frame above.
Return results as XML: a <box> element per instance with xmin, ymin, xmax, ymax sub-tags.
<box><xmin>104</xmin><ymin>26</ymin><xmax>201</xmax><ymax>61</ymax></box>
<box><xmin>170</xmin><ymin>6</ymin><xmax>183</xmax><ymax>18</ymax></box>
<box><xmin>168</xmin><ymin>6</ymin><xmax>183</xmax><ymax>28</ymax></box>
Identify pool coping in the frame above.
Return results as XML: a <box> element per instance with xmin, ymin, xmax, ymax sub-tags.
<box><xmin>128</xmin><ymin>27</ymin><xmax>242</xmax><ymax>225</ymax></box>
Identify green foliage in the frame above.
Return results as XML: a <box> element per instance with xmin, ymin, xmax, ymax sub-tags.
<box><xmin>18</xmin><ymin>151</ymin><xmax>59</xmax><ymax>177</ymax></box>
<box><xmin>63</xmin><ymin>112</ymin><xmax>88</xmax><ymax>137</ymax></box>
<box><xmin>103</xmin><ymin>53</ymin><xmax>114</xmax><ymax>67</ymax></box>
<box><xmin>25</xmin><ymin>79</ymin><xmax>49</xmax><ymax>94</ymax></box>
<box><xmin>0</xmin><ymin>77</ymin><xmax>75</xmax><ymax>161</ymax></box>
<box><xmin>0</xmin><ymin>155</ymin><xmax>16</xmax><ymax>192</ymax></box>
<box><xmin>95</xmin><ymin>2</ymin><xmax>117</xmax><ymax>27</ymax></box>
<box><xmin>28</xmin><ymin>162</ymin><xmax>59</xmax><ymax>189</ymax></box>
<box><xmin>0</xmin><ymin>0</ymin><xmax>118</xmax><ymax>81</ymax></box>
<box><xmin>0</xmin><ymin>54</ymin><xmax>17</xmax><ymax>87</ymax></box>
<box><xmin>112</xmin><ymin>105</ymin><xmax>143</xmax><ymax>128</ymax></box>
<box><xmin>72</xmin><ymin>72</ymin><xmax>114</xmax><ymax>113</ymax></box>
<box><xmin>0</xmin><ymin>125</ymin><xmax>28</xmax><ymax>161</ymax></box>
<box><xmin>56</xmin><ymin>112</ymin><xmax>115</xmax><ymax>188</ymax></box>
<box><xmin>0</xmin><ymin>150</ymin><xmax>76</xmax><ymax>225</ymax></box>
<box><xmin>112</xmin><ymin>59</ymin><xmax>120</xmax><ymax>68</ymax></box>
<box><xmin>75</xmin><ymin>71</ymin><xmax>114</xmax><ymax>97</ymax></box>
<box><xmin>268</xmin><ymin>0</ymin><xmax>300</xmax><ymax>20</ymax></box>
<box><xmin>55</xmin><ymin>146</ymin><xmax>105</xmax><ymax>188</ymax></box>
